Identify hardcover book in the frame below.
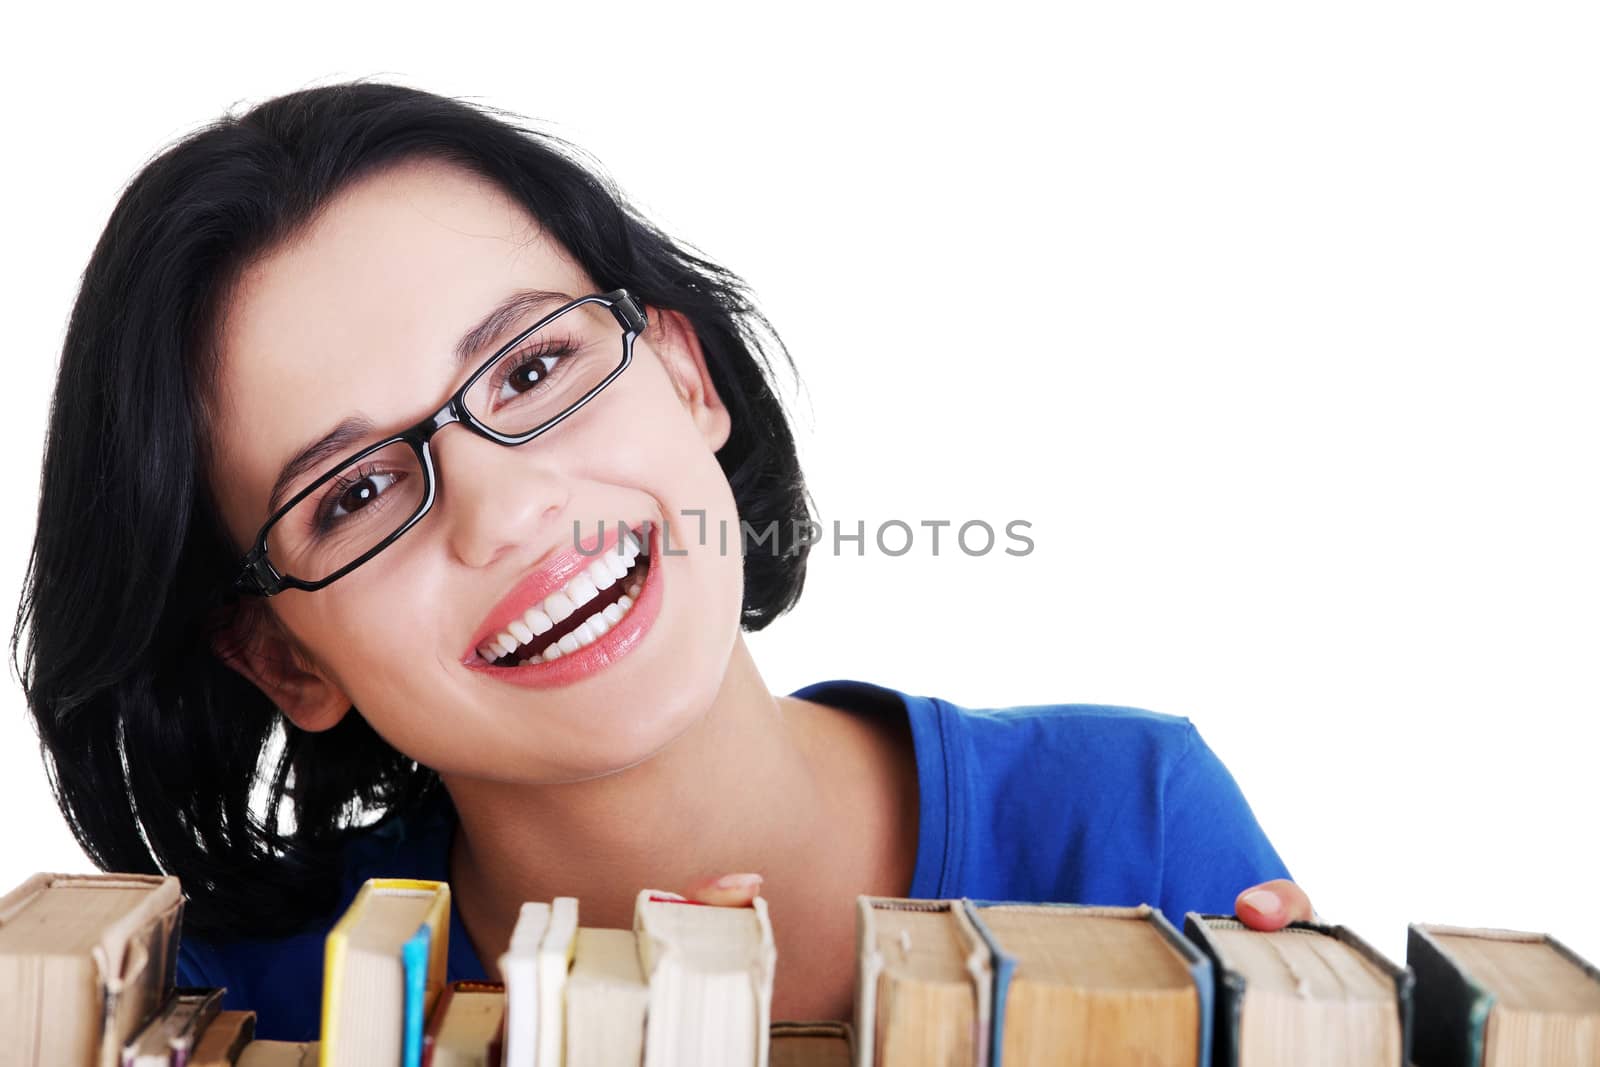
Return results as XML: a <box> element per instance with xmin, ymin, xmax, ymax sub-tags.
<box><xmin>189</xmin><ymin>1011</ymin><xmax>257</xmax><ymax>1067</ymax></box>
<box><xmin>635</xmin><ymin>890</ymin><xmax>777</xmax><ymax>1067</ymax></box>
<box><xmin>0</xmin><ymin>872</ymin><xmax>183</xmax><ymax>1067</ymax></box>
<box><xmin>422</xmin><ymin>980</ymin><xmax>505</xmax><ymax>1067</ymax></box>
<box><xmin>1408</xmin><ymin>923</ymin><xmax>1600</xmax><ymax>1066</ymax></box>
<box><xmin>966</xmin><ymin>901</ymin><xmax>1212</xmax><ymax>1067</ymax></box>
<box><xmin>769</xmin><ymin>1021</ymin><xmax>854</xmax><ymax>1067</ymax></box>
<box><xmin>319</xmin><ymin>878</ymin><xmax>450</xmax><ymax>1067</ymax></box>
<box><xmin>854</xmin><ymin>897</ymin><xmax>992</xmax><ymax>1067</ymax></box>
<box><xmin>120</xmin><ymin>987</ymin><xmax>224</xmax><ymax>1067</ymax></box>
<box><xmin>1184</xmin><ymin>913</ymin><xmax>1413</xmax><ymax>1066</ymax></box>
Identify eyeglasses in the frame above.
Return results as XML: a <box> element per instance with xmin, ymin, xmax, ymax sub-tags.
<box><xmin>234</xmin><ymin>289</ymin><xmax>646</xmax><ymax>597</ymax></box>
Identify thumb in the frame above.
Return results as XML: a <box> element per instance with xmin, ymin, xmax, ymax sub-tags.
<box><xmin>679</xmin><ymin>872</ymin><xmax>764</xmax><ymax>907</ymax></box>
<box><xmin>1234</xmin><ymin>879</ymin><xmax>1315</xmax><ymax>931</ymax></box>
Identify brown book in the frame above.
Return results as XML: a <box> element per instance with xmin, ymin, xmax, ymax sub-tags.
<box><xmin>190</xmin><ymin>1011</ymin><xmax>258</xmax><ymax>1067</ymax></box>
<box><xmin>120</xmin><ymin>987</ymin><xmax>224</xmax><ymax>1067</ymax></box>
<box><xmin>0</xmin><ymin>872</ymin><xmax>184</xmax><ymax>1067</ymax></box>
<box><xmin>969</xmin><ymin>902</ymin><xmax>1205</xmax><ymax>1067</ymax></box>
<box><xmin>854</xmin><ymin>897</ymin><xmax>993</xmax><ymax>1067</ymax></box>
<box><xmin>1409</xmin><ymin>924</ymin><xmax>1600</xmax><ymax>1066</ymax></box>
<box><xmin>770</xmin><ymin>1022</ymin><xmax>853</xmax><ymax>1067</ymax></box>
<box><xmin>1185</xmin><ymin>913</ymin><xmax>1411</xmax><ymax>1066</ymax></box>
<box><xmin>235</xmin><ymin>1041</ymin><xmax>319</xmax><ymax>1067</ymax></box>
<box><xmin>423</xmin><ymin>980</ymin><xmax>505</xmax><ymax>1067</ymax></box>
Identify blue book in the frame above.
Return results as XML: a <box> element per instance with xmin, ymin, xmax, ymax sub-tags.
<box><xmin>400</xmin><ymin>922</ymin><xmax>432</xmax><ymax>1067</ymax></box>
<box><xmin>964</xmin><ymin>901</ymin><xmax>1214</xmax><ymax>1067</ymax></box>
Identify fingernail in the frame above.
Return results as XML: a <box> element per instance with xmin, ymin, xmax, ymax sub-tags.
<box><xmin>1241</xmin><ymin>889</ymin><xmax>1282</xmax><ymax>917</ymax></box>
<box><xmin>714</xmin><ymin>872</ymin><xmax>763</xmax><ymax>891</ymax></box>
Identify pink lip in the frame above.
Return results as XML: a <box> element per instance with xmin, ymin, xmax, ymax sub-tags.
<box><xmin>461</xmin><ymin>522</ymin><xmax>663</xmax><ymax>688</ymax></box>
<box><xmin>463</xmin><ymin>521</ymin><xmax>636</xmax><ymax>659</ymax></box>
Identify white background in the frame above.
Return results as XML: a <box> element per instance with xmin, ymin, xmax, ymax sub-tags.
<box><xmin>2</xmin><ymin>1</ymin><xmax>1595</xmax><ymax>973</ymax></box>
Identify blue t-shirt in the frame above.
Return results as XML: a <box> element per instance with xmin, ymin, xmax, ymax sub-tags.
<box><xmin>177</xmin><ymin>678</ymin><xmax>1292</xmax><ymax>1041</ymax></box>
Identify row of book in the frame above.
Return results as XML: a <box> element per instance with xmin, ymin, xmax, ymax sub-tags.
<box><xmin>3</xmin><ymin>870</ymin><xmax>1599</xmax><ymax>1066</ymax></box>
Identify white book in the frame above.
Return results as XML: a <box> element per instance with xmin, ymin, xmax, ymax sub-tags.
<box><xmin>634</xmin><ymin>890</ymin><xmax>776</xmax><ymax>1067</ymax></box>
<box><xmin>536</xmin><ymin>897</ymin><xmax>579</xmax><ymax>1067</ymax></box>
<box><xmin>565</xmin><ymin>927</ymin><xmax>650</xmax><ymax>1067</ymax></box>
<box><xmin>498</xmin><ymin>901</ymin><xmax>551</xmax><ymax>1067</ymax></box>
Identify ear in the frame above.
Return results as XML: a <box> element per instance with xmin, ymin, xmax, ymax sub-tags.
<box><xmin>211</xmin><ymin>603</ymin><xmax>353</xmax><ymax>733</ymax></box>
<box><xmin>646</xmin><ymin>306</ymin><xmax>732</xmax><ymax>451</ymax></box>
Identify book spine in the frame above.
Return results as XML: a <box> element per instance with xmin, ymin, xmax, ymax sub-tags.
<box><xmin>1406</xmin><ymin>925</ymin><xmax>1490</xmax><ymax>1067</ymax></box>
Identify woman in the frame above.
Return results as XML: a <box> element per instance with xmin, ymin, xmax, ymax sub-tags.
<box><xmin>13</xmin><ymin>82</ymin><xmax>1310</xmax><ymax>1041</ymax></box>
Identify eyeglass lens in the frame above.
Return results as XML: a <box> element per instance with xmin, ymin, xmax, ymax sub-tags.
<box><xmin>265</xmin><ymin>299</ymin><xmax>627</xmax><ymax>583</ymax></box>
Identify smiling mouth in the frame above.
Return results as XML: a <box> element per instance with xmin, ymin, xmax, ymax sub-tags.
<box><xmin>475</xmin><ymin>522</ymin><xmax>653</xmax><ymax>667</ymax></box>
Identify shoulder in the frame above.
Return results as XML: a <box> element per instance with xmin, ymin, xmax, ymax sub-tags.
<box><xmin>925</xmin><ymin>689</ymin><xmax>1203</xmax><ymax>785</ymax></box>
<box><xmin>791</xmin><ymin>677</ymin><xmax>1202</xmax><ymax>795</ymax></box>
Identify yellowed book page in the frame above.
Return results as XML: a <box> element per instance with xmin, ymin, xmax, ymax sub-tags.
<box><xmin>978</xmin><ymin>908</ymin><xmax>1193</xmax><ymax>992</ymax></box>
<box><xmin>1431</xmin><ymin>932</ymin><xmax>1600</xmax><ymax>1066</ymax></box>
<box><xmin>980</xmin><ymin>909</ymin><xmax>1195</xmax><ymax>1067</ymax></box>
<box><xmin>873</xmin><ymin>907</ymin><xmax>975</xmax><ymax>1067</ymax></box>
<box><xmin>1431</xmin><ymin>933</ymin><xmax>1600</xmax><ymax>1014</ymax></box>
<box><xmin>1210</xmin><ymin>924</ymin><xmax>1399</xmax><ymax>1066</ymax></box>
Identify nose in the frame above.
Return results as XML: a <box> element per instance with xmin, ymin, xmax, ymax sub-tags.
<box><xmin>430</xmin><ymin>426</ymin><xmax>567</xmax><ymax>570</ymax></box>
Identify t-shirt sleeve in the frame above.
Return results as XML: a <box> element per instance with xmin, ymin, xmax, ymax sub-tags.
<box><xmin>1157</xmin><ymin>722</ymin><xmax>1293</xmax><ymax>928</ymax></box>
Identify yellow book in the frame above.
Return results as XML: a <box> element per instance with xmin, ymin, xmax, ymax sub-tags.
<box><xmin>319</xmin><ymin>878</ymin><xmax>450</xmax><ymax>1067</ymax></box>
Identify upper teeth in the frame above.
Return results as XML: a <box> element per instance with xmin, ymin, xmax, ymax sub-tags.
<box><xmin>477</xmin><ymin>523</ymin><xmax>651</xmax><ymax>664</ymax></box>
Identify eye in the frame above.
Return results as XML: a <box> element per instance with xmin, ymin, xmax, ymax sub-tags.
<box><xmin>325</xmin><ymin>470</ymin><xmax>402</xmax><ymax>523</ymax></box>
<box><xmin>497</xmin><ymin>352</ymin><xmax>560</xmax><ymax>401</ymax></box>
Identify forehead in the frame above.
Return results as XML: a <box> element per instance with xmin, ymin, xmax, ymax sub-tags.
<box><xmin>210</xmin><ymin>159</ymin><xmax>589</xmax><ymax>532</ymax></box>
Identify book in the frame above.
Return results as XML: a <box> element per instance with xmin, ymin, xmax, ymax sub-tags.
<box><xmin>498</xmin><ymin>901</ymin><xmax>550</xmax><ymax>1067</ymax></box>
<box><xmin>422</xmin><ymin>981</ymin><xmax>505</xmax><ymax>1067</ymax></box>
<box><xmin>1184</xmin><ymin>913</ymin><xmax>1412</xmax><ymax>1066</ymax></box>
<box><xmin>1408</xmin><ymin>923</ymin><xmax>1600</xmax><ymax>1066</ymax></box>
<box><xmin>564</xmin><ymin>927</ymin><xmax>649</xmax><ymax>1067</ymax></box>
<box><xmin>535</xmin><ymin>898</ymin><xmax>578</xmax><ymax>1067</ymax></box>
<box><xmin>853</xmin><ymin>896</ymin><xmax>991</xmax><ymax>1067</ymax></box>
<box><xmin>190</xmin><ymin>1011</ymin><xmax>258</xmax><ymax>1066</ymax></box>
<box><xmin>120</xmin><ymin>987</ymin><xmax>224</xmax><ymax>1067</ymax></box>
<box><xmin>403</xmin><ymin>922</ymin><xmax>434</xmax><ymax>1067</ymax></box>
<box><xmin>237</xmin><ymin>1042</ymin><xmax>319</xmax><ymax>1067</ymax></box>
<box><xmin>966</xmin><ymin>901</ymin><xmax>1211</xmax><ymax>1067</ymax></box>
<box><xmin>769</xmin><ymin>1022</ymin><xmax>854</xmax><ymax>1067</ymax></box>
<box><xmin>319</xmin><ymin>878</ymin><xmax>450</xmax><ymax>1067</ymax></box>
<box><xmin>0</xmin><ymin>872</ymin><xmax>184</xmax><ymax>1067</ymax></box>
<box><xmin>635</xmin><ymin>889</ymin><xmax>777</xmax><ymax>1067</ymax></box>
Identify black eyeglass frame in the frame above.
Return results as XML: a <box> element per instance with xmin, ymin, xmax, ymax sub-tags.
<box><xmin>234</xmin><ymin>288</ymin><xmax>647</xmax><ymax>597</ymax></box>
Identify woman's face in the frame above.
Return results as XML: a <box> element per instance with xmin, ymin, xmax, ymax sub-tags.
<box><xmin>207</xmin><ymin>159</ymin><xmax>744</xmax><ymax>784</ymax></box>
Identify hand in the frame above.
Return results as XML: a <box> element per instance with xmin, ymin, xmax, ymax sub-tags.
<box><xmin>679</xmin><ymin>872</ymin><xmax>765</xmax><ymax>907</ymax></box>
<box><xmin>1234</xmin><ymin>878</ymin><xmax>1315</xmax><ymax>931</ymax></box>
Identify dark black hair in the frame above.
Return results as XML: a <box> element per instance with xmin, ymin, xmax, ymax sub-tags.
<box><xmin>11</xmin><ymin>82</ymin><xmax>813</xmax><ymax>940</ymax></box>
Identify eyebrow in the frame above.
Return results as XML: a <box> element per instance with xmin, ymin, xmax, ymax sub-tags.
<box><xmin>453</xmin><ymin>288</ymin><xmax>573</xmax><ymax>367</ymax></box>
<box><xmin>265</xmin><ymin>289</ymin><xmax>574</xmax><ymax>517</ymax></box>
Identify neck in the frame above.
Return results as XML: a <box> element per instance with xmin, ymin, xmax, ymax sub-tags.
<box><xmin>443</xmin><ymin>636</ymin><xmax>840</xmax><ymax>941</ymax></box>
